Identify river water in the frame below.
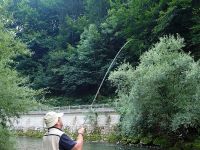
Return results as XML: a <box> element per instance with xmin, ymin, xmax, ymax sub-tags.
<box><xmin>16</xmin><ymin>137</ymin><xmax>151</xmax><ymax>150</ymax></box>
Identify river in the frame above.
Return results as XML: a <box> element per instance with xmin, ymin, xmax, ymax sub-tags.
<box><xmin>16</xmin><ymin>137</ymin><xmax>152</xmax><ymax>150</ymax></box>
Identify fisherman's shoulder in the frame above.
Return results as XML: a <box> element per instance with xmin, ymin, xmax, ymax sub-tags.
<box><xmin>45</xmin><ymin>127</ymin><xmax>64</xmax><ymax>136</ymax></box>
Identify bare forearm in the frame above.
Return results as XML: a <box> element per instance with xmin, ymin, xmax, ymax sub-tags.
<box><xmin>77</xmin><ymin>134</ymin><xmax>83</xmax><ymax>145</ymax></box>
<box><xmin>72</xmin><ymin>127</ymin><xmax>84</xmax><ymax>150</ymax></box>
<box><xmin>72</xmin><ymin>134</ymin><xmax>84</xmax><ymax>150</ymax></box>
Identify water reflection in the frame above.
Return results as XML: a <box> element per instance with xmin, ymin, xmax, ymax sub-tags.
<box><xmin>17</xmin><ymin>137</ymin><xmax>150</xmax><ymax>150</ymax></box>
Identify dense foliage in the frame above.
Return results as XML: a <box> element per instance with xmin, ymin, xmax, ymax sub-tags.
<box><xmin>2</xmin><ymin>0</ymin><xmax>199</xmax><ymax>104</ymax></box>
<box><xmin>0</xmin><ymin>2</ymin><xmax>38</xmax><ymax>148</ymax></box>
<box><xmin>0</xmin><ymin>22</ymin><xmax>38</xmax><ymax>121</ymax></box>
<box><xmin>109</xmin><ymin>35</ymin><xmax>200</xmax><ymax>139</ymax></box>
<box><xmin>0</xmin><ymin>24</ymin><xmax>37</xmax><ymax>149</ymax></box>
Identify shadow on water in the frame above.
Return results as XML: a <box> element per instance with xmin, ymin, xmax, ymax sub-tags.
<box><xmin>16</xmin><ymin>137</ymin><xmax>151</xmax><ymax>150</ymax></box>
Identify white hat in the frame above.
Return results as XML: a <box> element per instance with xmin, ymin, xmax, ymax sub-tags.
<box><xmin>44</xmin><ymin>111</ymin><xmax>64</xmax><ymax>128</ymax></box>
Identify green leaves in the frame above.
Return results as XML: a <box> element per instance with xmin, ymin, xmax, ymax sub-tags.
<box><xmin>0</xmin><ymin>35</ymin><xmax>28</xmax><ymax>63</ymax></box>
<box><xmin>84</xmin><ymin>0</ymin><xmax>110</xmax><ymax>24</ymax></box>
<box><xmin>0</xmin><ymin>125</ymin><xmax>15</xmax><ymax>150</ymax></box>
<box><xmin>3</xmin><ymin>0</ymin><xmax>200</xmax><ymax>104</ymax></box>
<box><xmin>109</xmin><ymin>35</ymin><xmax>200</xmax><ymax>137</ymax></box>
<box><xmin>0</xmin><ymin>21</ymin><xmax>38</xmax><ymax>122</ymax></box>
<box><xmin>0</xmin><ymin>20</ymin><xmax>39</xmax><ymax>149</ymax></box>
<box><xmin>190</xmin><ymin>7</ymin><xmax>200</xmax><ymax>57</ymax></box>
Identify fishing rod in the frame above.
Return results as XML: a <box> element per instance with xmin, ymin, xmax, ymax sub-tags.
<box><xmin>83</xmin><ymin>39</ymin><xmax>132</xmax><ymax>125</ymax></box>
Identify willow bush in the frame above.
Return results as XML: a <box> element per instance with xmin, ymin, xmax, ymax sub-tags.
<box><xmin>109</xmin><ymin>35</ymin><xmax>200</xmax><ymax>138</ymax></box>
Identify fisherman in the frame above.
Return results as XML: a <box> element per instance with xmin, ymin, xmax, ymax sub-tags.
<box><xmin>43</xmin><ymin>111</ymin><xmax>84</xmax><ymax>150</ymax></box>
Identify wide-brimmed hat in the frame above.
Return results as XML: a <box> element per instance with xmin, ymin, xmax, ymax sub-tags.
<box><xmin>44</xmin><ymin>111</ymin><xmax>64</xmax><ymax>128</ymax></box>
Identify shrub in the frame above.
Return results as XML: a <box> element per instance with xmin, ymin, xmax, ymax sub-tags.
<box><xmin>109</xmin><ymin>35</ymin><xmax>200</xmax><ymax>139</ymax></box>
<box><xmin>0</xmin><ymin>126</ymin><xmax>15</xmax><ymax>150</ymax></box>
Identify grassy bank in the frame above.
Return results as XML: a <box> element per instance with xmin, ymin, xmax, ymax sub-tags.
<box><xmin>14</xmin><ymin>129</ymin><xmax>116</xmax><ymax>142</ymax></box>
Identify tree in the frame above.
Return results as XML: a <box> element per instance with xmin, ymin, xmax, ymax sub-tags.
<box><xmin>190</xmin><ymin>5</ymin><xmax>200</xmax><ymax>59</ymax></box>
<box><xmin>103</xmin><ymin>0</ymin><xmax>199</xmax><ymax>61</ymax></box>
<box><xmin>0</xmin><ymin>18</ymin><xmax>38</xmax><ymax>149</ymax></box>
<box><xmin>109</xmin><ymin>35</ymin><xmax>200</xmax><ymax>139</ymax></box>
<box><xmin>61</xmin><ymin>24</ymin><xmax>108</xmax><ymax>96</ymax></box>
<box><xmin>84</xmin><ymin>0</ymin><xmax>110</xmax><ymax>24</ymax></box>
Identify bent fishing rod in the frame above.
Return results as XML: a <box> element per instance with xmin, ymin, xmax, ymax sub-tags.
<box><xmin>83</xmin><ymin>39</ymin><xmax>132</xmax><ymax>125</ymax></box>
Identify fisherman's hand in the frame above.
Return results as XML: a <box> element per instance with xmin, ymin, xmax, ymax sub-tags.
<box><xmin>78</xmin><ymin>127</ymin><xmax>85</xmax><ymax>135</ymax></box>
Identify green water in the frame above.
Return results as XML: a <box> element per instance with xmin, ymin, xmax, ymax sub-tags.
<box><xmin>17</xmin><ymin>137</ymin><xmax>152</xmax><ymax>150</ymax></box>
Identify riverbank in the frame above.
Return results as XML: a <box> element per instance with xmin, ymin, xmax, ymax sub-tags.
<box><xmin>14</xmin><ymin>129</ymin><xmax>200</xmax><ymax>150</ymax></box>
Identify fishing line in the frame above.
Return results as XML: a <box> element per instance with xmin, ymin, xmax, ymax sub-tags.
<box><xmin>83</xmin><ymin>39</ymin><xmax>132</xmax><ymax>125</ymax></box>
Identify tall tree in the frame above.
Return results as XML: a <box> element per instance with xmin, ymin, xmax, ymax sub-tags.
<box><xmin>0</xmin><ymin>9</ymin><xmax>38</xmax><ymax>149</ymax></box>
